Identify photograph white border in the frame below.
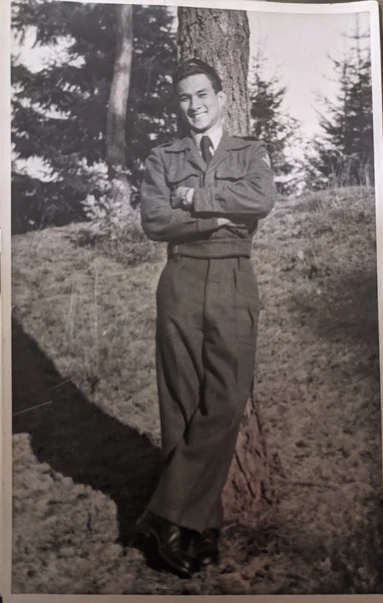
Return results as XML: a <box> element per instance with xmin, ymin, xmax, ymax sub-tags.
<box><xmin>1</xmin><ymin>1</ymin><xmax>382</xmax><ymax>602</ymax></box>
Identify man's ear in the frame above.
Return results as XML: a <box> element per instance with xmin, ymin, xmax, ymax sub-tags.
<box><xmin>218</xmin><ymin>90</ymin><xmax>227</xmax><ymax>109</ymax></box>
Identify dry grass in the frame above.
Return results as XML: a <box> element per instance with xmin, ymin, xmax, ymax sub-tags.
<box><xmin>11</xmin><ymin>185</ymin><xmax>383</xmax><ymax>594</ymax></box>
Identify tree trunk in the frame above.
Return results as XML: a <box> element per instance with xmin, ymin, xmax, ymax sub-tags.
<box><xmin>177</xmin><ymin>8</ymin><xmax>274</xmax><ymax>523</ymax></box>
<box><xmin>107</xmin><ymin>4</ymin><xmax>133</xmax><ymax>216</ymax></box>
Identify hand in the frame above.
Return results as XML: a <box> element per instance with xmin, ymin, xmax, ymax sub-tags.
<box><xmin>171</xmin><ymin>186</ymin><xmax>194</xmax><ymax>209</ymax></box>
<box><xmin>217</xmin><ymin>217</ymin><xmax>237</xmax><ymax>228</ymax></box>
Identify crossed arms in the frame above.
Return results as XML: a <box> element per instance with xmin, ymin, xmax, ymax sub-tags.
<box><xmin>140</xmin><ymin>143</ymin><xmax>275</xmax><ymax>243</ymax></box>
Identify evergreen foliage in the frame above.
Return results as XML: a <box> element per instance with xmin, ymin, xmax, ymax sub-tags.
<box><xmin>11</xmin><ymin>0</ymin><xmax>177</xmax><ymax>233</ymax></box>
<box><xmin>304</xmin><ymin>23</ymin><xmax>373</xmax><ymax>191</ymax></box>
<box><xmin>249</xmin><ymin>49</ymin><xmax>301</xmax><ymax>195</ymax></box>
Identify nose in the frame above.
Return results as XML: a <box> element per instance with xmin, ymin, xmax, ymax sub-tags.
<box><xmin>189</xmin><ymin>95</ymin><xmax>202</xmax><ymax>113</ymax></box>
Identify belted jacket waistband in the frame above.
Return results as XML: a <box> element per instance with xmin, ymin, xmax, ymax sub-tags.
<box><xmin>167</xmin><ymin>238</ymin><xmax>252</xmax><ymax>259</ymax></box>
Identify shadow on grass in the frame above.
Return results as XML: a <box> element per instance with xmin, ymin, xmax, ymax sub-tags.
<box><xmin>11</xmin><ymin>317</ymin><xmax>162</xmax><ymax>548</ymax></box>
<box><xmin>290</xmin><ymin>268</ymin><xmax>379</xmax><ymax>355</ymax></box>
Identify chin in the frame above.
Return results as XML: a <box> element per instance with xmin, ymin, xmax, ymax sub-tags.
<box><xmin>190</xmin><ymin>122</ymin><xmax>212</xmax><ymax>133</ymax></box>
<box><xmin>191</xmin><ymin>126</ymin><xmax>209</xmax><ymax>133</ymax></box>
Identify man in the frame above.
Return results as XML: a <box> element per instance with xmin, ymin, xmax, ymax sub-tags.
<box><xmin>138</xmin><ymin>58</ymin><xmax>275</xmax><ymax>577</ymax></box>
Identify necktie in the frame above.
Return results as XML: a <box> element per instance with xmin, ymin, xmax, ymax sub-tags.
<box><xmin>200</xmin><ymin>135</ymin><xmax>213</xmax><ymax>165</ymax></box>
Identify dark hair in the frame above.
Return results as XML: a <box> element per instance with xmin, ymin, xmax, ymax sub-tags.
<box><xmin>173</xmin><ymin>58</ymin><xmax>223</xmax><ymax>93</ymax></box>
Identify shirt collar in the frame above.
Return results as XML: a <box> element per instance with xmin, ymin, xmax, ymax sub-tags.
<box><xmin>191</xmin><ymin>125</ymin><xmax>223</xmax><ymax>152</ymax></box>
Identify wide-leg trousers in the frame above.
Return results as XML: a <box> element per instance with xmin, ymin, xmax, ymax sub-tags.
<box><xmin>147</xmin><ymin>254</ymin><xmax>260</xmax><ymax>534</ymax></box>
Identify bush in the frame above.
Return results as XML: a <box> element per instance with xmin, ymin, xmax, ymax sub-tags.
<box><xmin>74</xmin><ymin>181</ymin><xmax>160</xmax><ymax>266</ymax></box>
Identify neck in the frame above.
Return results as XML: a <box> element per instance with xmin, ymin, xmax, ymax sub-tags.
<box><xmin>193</xmin><ymin>121</ymin><xmax>223</xmax><ymax>138</ymax></box>
<box><xmin>190</xmin><ymin>123</ymin><xmax>223</xmax><ymax>142</ymax></box>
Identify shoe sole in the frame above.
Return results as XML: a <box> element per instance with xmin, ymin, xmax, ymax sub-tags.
<box><xmin>197</xmin><ymin>548</ymin><xmax>220</xmax><ymax>567</ymax></box>
<box><xmin>200</xmin><ymin>555</ymin><xmax>220</xmax><ymax>568</ymax></box>
<box><xmin>138</xmin><ymin>518</ymin><xmax>193</xmax><ymax>578</ymax></box>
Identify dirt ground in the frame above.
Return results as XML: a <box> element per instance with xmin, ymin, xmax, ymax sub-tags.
<box><xmin>10</xmin><ymin>186</ymin><xmax>383</xmax><ymax>594</ymax></box>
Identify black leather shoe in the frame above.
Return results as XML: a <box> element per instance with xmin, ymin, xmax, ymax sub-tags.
<box><xmin>136</xmin><ymin>511</ymin><xmax>194</xmax><ymax>578</ymax></box>
<box><xmin>193</xmin><ymin>528</ymin><xmax>220</xmax><ymax>568</ymax></box>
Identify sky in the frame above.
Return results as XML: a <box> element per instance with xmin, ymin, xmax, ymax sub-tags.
<box><xmin>247</xmin><ymin>10</ymin><xmax>370</xmax><ymax>139</ymax></box>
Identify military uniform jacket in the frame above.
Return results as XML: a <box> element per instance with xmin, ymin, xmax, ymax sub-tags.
<box><xmin>140</xmin><ymin>131</ymin><xmax>276</xmax><ymax>258</ymax></box>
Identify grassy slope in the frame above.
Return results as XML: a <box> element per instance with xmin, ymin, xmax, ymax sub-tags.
<box><xmin>11</xmin><ymin>186</ymin><xmax>382</xmax><ymax>594</ymax></box>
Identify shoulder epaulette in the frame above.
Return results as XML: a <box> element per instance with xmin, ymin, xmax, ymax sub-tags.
<box><xmin>234</xmin><ymin>135</ymin><xmax>259</xmax><ymax>142</ymax></box>
<box><xmin>156</xmin><ymin>138</ymin><xmax>180</xmax><ymax>148</ymax></box>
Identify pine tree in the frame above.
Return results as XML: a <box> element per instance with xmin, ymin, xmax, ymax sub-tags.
<box><xmin>249</xmin><ymin>49</ymin><xmax>301</xmax><ymax>195</ymax></box>
<box><xmin>305</xmin><ymin>20</ymin><xmax>373</xmax><ymax>191</ymax></box>
<box><xmin>11</xmin><ymin>0</ymin><xmax>177</xmax><ymax>232</ymax></box>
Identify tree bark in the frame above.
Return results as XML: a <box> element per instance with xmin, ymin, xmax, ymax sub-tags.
<box><xmin>177</xmin><ymin>8</ymin><xmax>274</xmax><ymax>523</ymax></box>
<box><xmin>107</xmin><ymin>4</ymin><xmax>133</xmax><ymax>212</ymax></box>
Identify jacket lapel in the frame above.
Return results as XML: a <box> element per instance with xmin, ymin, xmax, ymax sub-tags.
<box><xmin>206</xmin><ymin>131</ymin><xmax>252</xmax><ymax>172</ymax></box>
<box><xmin>207</xmin><ymin>131</ymin><xmax>231</xmax><ymax>171</ymax></box>
<box><xmin>183</xmin><ymin>131</ymin><xmax>231</xmax><ymax>174</ymax></box>
<box><xmin>185</xmin><ymin>137</ymin><xmax>206</xmax><ymax>172</ymax></box>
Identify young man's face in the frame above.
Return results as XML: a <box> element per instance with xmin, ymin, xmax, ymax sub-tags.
<box><xmin>176</xmin><ymin>73</ymin><xmax>226</xmax><ymax>134</ymax></box>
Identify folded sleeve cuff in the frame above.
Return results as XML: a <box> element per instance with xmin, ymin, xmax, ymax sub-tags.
<box><xmin>193</xmin><ymin>189</ymin><xmax>220</xmax><ymax>214</ymax></box>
